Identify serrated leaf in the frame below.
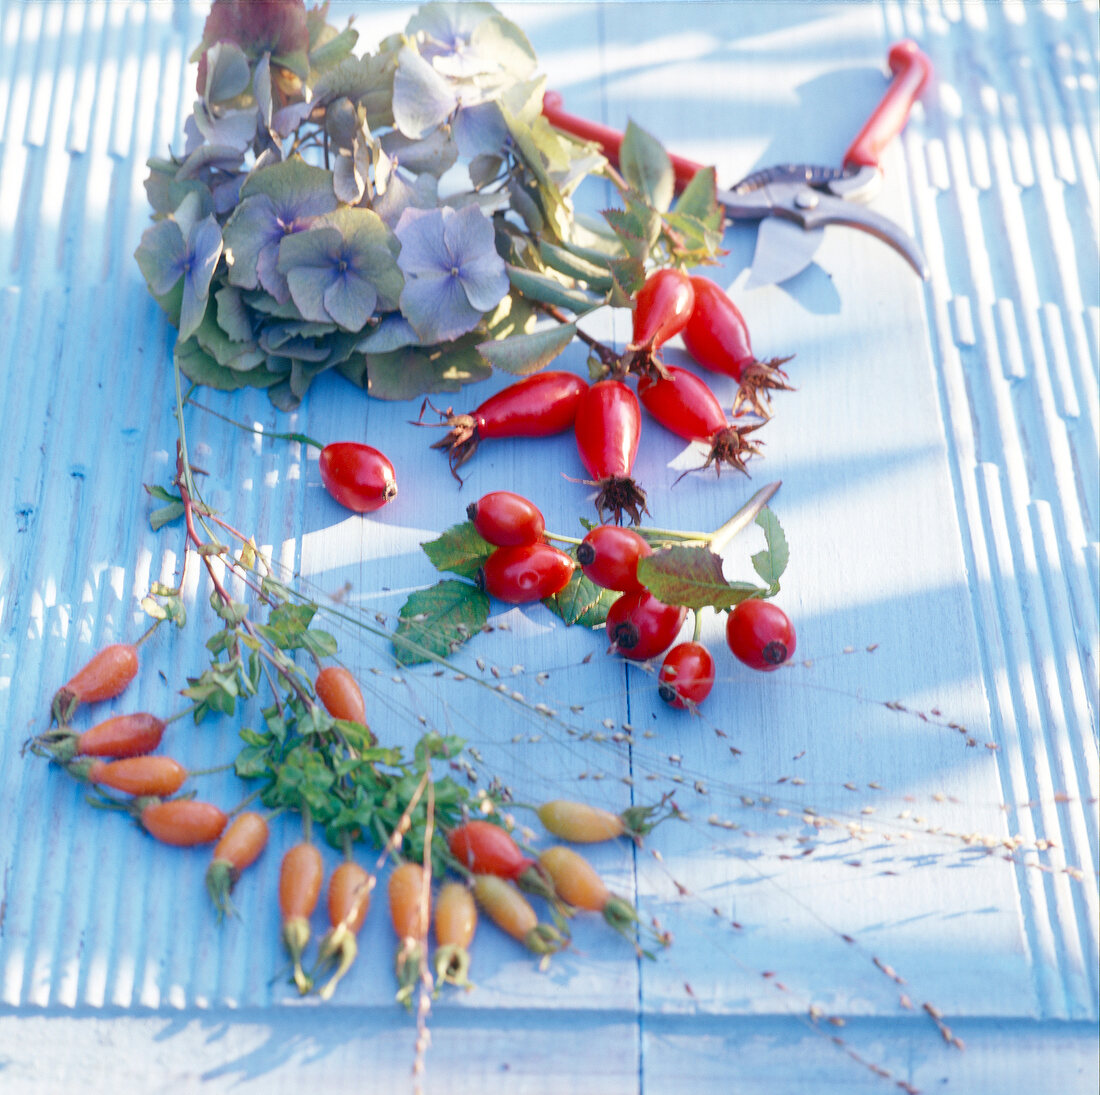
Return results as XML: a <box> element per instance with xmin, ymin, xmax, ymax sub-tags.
<box><xmin>476</xmin><ymin>322</ymin><xmax>575</xmax><ymax>376</ymax></box>
<box><xmin>673</xmin><ymin>165</ymin><xmax>719</xmax><ymax>222</ymax></box>
<box><xmin>543</xmin><ymin>569</ymin><xmax>617</xmax><ymax>628</ymax></box>
<box><xmin>422</xmin><ymin>521</ymin><xmax>493</xmax><ymax>580</ymax></box>
<box><xmin>393</xmin><ymin>580</ymin><xmax>490</xmax><ymax>665</ymax></box>
<box><xmin>636</xmin><ymin>545</ymin><xmax>764</xmax><ymax>610</ymax></box>
<box><xmin>752</xmin><ymin>506</ymin><xmax>789</xmax><ymax>588</ymax></box>
<box><xmin>620</xmin><ymin>120</ymin><xmax>675</xmax><ymax>213</ymax></box>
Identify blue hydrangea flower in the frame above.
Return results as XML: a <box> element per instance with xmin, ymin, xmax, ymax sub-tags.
<box><xmin>395</xmin><ymin>204</ymin><xmax>508</xmax><ymax>343</ymax></box>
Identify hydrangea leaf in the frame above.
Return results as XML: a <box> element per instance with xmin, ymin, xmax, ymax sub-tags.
<box><xmin>392</xmin><ymin>45</ymin><xmax>457</xmax><ymax>138</ymax></box>
<box><xmin>176</xmin><ymin>336</ymin><xmax>281</xmax><ymax>392</ymax></box>
<box><xmin>215</xmin><ymin>285</ymin><xmax>255</xmax><ymax>343</ymax></box>
<box><xmin>476</xmin><ymin>322</ymin><xmax>575</xmax><ymax>376</ymax></box>
<box><xmin>365</xmin><ymin>342</ymin><xmax>490</xmax><ymax>400</ymax></box>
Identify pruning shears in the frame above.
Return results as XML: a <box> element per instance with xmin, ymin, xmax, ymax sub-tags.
<box><xmin>542</xmin><ymin>40</ymin><xmax>933</xmax><ymax>288</ymax></box>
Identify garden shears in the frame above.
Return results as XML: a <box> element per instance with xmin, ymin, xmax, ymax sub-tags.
<box><xmin>542</xmin><ymin>40</ymin><xmax>933</xmax><ymax>287</ymax></box>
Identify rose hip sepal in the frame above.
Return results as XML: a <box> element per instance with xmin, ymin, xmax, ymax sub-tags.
<box><xmin>637</xmin><ymin>365</ymin><xmax>764</xmax><ymax>478</ymax></box>
<box><xmin>574</xmin><ymin>379</ymin><xmax>648</xmax><ymax>526</ymax></box>
<box><xmin>682</xmin><ymin>276</ymin><xmax>794</xmax><ymax>418</ymax></box>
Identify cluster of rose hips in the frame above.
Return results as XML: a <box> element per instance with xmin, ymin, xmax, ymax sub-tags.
<box><xmin>468</xmin><ymin>489</ymin><xmax>796</xmax><ymax>710</ymax></box>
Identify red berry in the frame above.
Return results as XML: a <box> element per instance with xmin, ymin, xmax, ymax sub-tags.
<box><xmin>606</xmin><ymin>590</ymin><xmax>686</xmax><ymax>661</ymax></box>
<box><xmin>576</xmin><ymin>525</ymin><xmax>651</xmax><ymax>592</ymax></box>
<box><xmin>574</xmin><ymin>380</ymin><xmax>646</xmax><ymax>525</ymax></box>
<box><xmin>725</xmin><ymin>599</ymin><xmax>795</xmax><ymax>671</ymax></box>
<box><xmin>432</xmin><ymin>371</ymin><xmax>588</xmax><ymax>476</ymax></box>
<box><xmin>319</xmin><ymin>442</ymin><xmax>397</xmax><ymax>513</ymax></box>
<box><xmin>631</xmin><ymin>269</ymin><xmax>695</xmax><ymax>355</ymax></box>
<box><xmin>681</xmin><ymin>276</ymin><xmax>793</xmax><ymax>417</ymax></box>
<box><xmin>467</xmin><ymin>491</ymin><xmax>545</xmax><ymax>547</ymax></box>
<box><xmin>637</xmin><ymin>365</ymin><xmax>763</xmax><ymax>477</ymax></box>
<box><xmin>480</xmin><ymin>543</ymin><xmax>575</xmax><ymax>604</ymax></box>
<box><xmin>658</xmin><ymin>642</ymin><xmax>715</xmax><ymax>708</ymax></box>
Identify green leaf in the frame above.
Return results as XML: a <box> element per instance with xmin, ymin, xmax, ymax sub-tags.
<box><xmin>476</xmin><ymin>322</ymin><xmax>575</xmax><ymax>376</ymax></box>
<box><xmin>393</xmin><ymin>581</ymin><xmax>490</xmax><ymax>665</ymax></box>
<box><xmin>673</xmin><ymin>165</ymin><xmax>719</xmax><ymax>222</ymax></box>
<box><xmin>751</xmin><ymin>506</ymin><xmax>789</xmax><ymax>588</ymax></box>
<box><xmin>537</xmin><ymin>240</ymin><xmax>614</xmax><ymax>290</ymax></box>
<box><xmin>543</xmin><ymin>569</ymin><xmax>617</xmax><ymax>628</ymax></box>
<box><xmin>422</xmin><ymin>521</ymin><xmax>493</xmax><ymax>580</ymax></box>
<box><xmin>211</xmin><ymin>591</ymin><xmax>249</xmax><ymax>624</ymax></box>
<box><xmin>309</xmin><ymin>26</ymin><xmax>360</xmax><ymax>73</ymax></box>
<box><xmin>149</xmin><ymin>501</ymin><xmax>185</xmax><ymax>532</ymax></box>
<box><xmin>636</xmin><ymin>545</ymin><xmax>765</xmax><ymax>610</ymax></box>
<box><xmin>619</xmin><ymin>120</ymin><xmax>675</xmax><ymax>213</ymax></box>
<box><xmin>506</xmin><ymin>265</ymin><xmax>601</xmax><ymax>314</ymax></box>
<box><xmin>365</xmin><ymin>342</ymin><xmax>492</xmax><ymax>401</ymax></box>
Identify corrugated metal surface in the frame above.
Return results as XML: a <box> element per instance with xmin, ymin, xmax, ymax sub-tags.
<box><xmin>0</xmin><ymin>1</ymin><xmax>1097</xmax><ymax>1091</ymax></box>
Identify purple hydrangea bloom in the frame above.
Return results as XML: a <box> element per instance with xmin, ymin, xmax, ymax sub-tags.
<box><xmin>395</xmin><ymin>204</ymin><xmax>508</xmax><ymax>343</ymax></box>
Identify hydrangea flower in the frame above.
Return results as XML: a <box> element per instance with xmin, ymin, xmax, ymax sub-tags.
<box><xmin>395</xmin><ymin>204</ymin><xmax>508</xmax><ymax>344</ymax></box>
<box><xmin>194</xmin><ymin>0</ymin><xmax>309</xmax><ymax>94</ymax></box>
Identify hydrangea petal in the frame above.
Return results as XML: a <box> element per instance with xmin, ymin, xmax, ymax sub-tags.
<box><xmin>392</xmin><ymin>46</ymin><xmax>457</xmax><ymax>139</ymax></box>
<box><xmin>400</xmin><ymin>269</ymin><xmax>480</xmax><ymax>343</ymax></box>
<box><xmin>457</xmin><ymin>249</ymin><xmax>508</xmax><ymax>311</ymax></box>
<box><xmin>324</xmin><ymin>270</ymin><xmax>376</xmax><ymax>331</ymax></box>
<box><xmin>395</xmin><ymin>207</ymin><xmax>454</xmax><ymax>276</ymax></box>
<box><xmin>285</xmin><ymin>266</ymin><xmax>332</xmax><ymax>324</ymax></box>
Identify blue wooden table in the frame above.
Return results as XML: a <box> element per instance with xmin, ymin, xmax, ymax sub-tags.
<box><xmin>0</xmin><ymin>2</ymin><xmax>1097</xmax><ymax>1092</ymax></box>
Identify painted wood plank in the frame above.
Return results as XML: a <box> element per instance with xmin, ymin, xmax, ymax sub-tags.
<box><xmin>0</xmin><ymin>2</ymin><xmax>1095</xmax><ymax>1093</ymax></box>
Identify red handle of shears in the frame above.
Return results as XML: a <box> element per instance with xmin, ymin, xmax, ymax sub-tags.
<box><xmin>541</xmin><ymin>90</ymin><xmax>704</xmax><ymax>190</ymax></box>
<box><xmin>542</xmin><ymin>40</ymin><xmax>932</xmax><ymax>186</ymax></box>
<box><xmin>843</xmin><ymin>40</ymin><xmax>932</xmax><ymax>170</ymax></box>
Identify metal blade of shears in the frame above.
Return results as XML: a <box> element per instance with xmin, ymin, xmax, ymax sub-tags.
<box><xmin>744</xmin><ymin>218</ymin><xmax>825</xmax><ymax>289</ymax></box>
